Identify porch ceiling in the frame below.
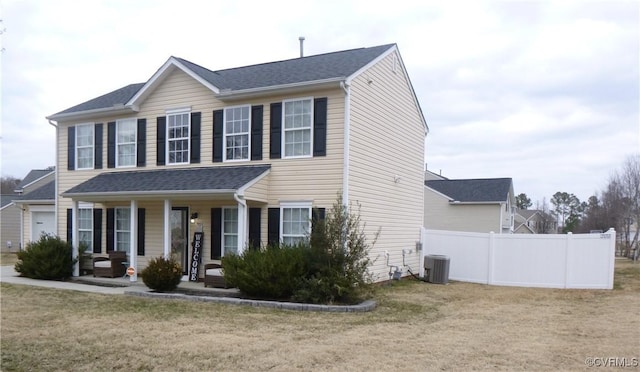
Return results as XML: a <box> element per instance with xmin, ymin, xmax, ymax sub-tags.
<box><xmin>62</xmin><ymin>165</ymin><xmax>270</xmax><ymax>202</ymax></box>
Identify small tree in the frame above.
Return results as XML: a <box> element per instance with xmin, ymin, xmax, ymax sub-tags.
<box><xmin>515</xmin><ymin>193</ymin><xmax>532</xmax><ymax>210</ymax></box>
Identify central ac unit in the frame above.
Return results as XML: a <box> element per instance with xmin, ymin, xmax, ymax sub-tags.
<box><xmin>424</xmin><ymin>255</ymin><xmax>450</xmax><ymax>284</ymax></box>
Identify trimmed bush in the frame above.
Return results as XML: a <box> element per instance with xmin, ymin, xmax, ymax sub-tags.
<box><xmin>141</xmin><ymin>256</ymin><xmax>183</xmax><ymax>292</ymax></box>
<box><xmin>222</xmin><ymin>244</ymin><xmax>306</xmax><ymax>299</ymax></box>
<box><xmin>15</xmin><ymin>234</ymin><xmax>76</xmax><ymax>280</ymax></box>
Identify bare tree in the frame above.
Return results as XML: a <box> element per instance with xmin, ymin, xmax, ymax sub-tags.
<box><xmin>1</xmin><ymin>176</ymin><xmax>21</xmax><ymax>194</ymax></box>
<box><xmin>534</xmin><ymin>198</ymin><xmax>557</xmax><ymax>234</ymax></box>
<box><xmin>619</xmin><ymin>154</ymin><xmax>640</xmax><ymax>259</ymax></box>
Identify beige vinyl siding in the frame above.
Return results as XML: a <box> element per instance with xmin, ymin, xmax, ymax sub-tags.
<box><xmin>243</xmin><ymin>173</ymin><xmax>269</xmax><ymax>203</ymax></box>
<box><xmin>1</xmin><ymin>204</ymin><xmax>20</xmax><ymax>252</ymax></box>
<box><xmin>348</xmin><ymin>51</ymin><xmax>426</xmax><ymax>281</ymax></box>
<box><xmin>424</xmin><ymin>188</ymin><xmax>503</xmax><ymax>233</ymax></box>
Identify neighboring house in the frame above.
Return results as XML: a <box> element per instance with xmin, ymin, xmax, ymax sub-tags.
<box><xmin>46</xmin><ymin>44</ymin><xmax>428</xmax><ymax>281</ymax></box>
<box><xmin>1</xmin><ymin>167</ymin><xmax>56</xmax><ymax>252</ymax></box>
<box><xmin>424</xmin><ymin>178</ymin><xmax>515</xmax><ymax>234</ymax></box>
<box><xmin>13</xmin><ymin>170</ymin><xmax>56</xmax><ymax>247</ymax></box>
<box><xmin>1</xmin><ymin>195</ymin><xmax>20</xmax><ymax>252</ymax></box>
<box><xmin>514</xmin><ymin>209</ymin><xmax>557</xmax><ymax>234</ymax></box>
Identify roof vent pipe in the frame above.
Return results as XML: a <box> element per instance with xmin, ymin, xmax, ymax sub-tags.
<box><xmin>299</xmin><ymin>36</ymin><xmax>305</xmax><ymax>57</ymax></box>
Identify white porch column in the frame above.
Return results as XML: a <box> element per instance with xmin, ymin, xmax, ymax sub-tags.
<box><xmin>163</xmin><ymin>200</ymin><xmax>171</xmax><ymax>258</ymax></box>
<box><xmin>235</xmin><ymin>195</ymin><xmax>247</xmax><ymax>255</ymax></box>
<box><xmin>129</xmin><ymin>200</ymin><xmax>138</xmax><ymax>282</ymax></box>
<box><xmin>72</xmin><ymin>200</ymin><xmax>79</xmax><ymax>277</ymax></box>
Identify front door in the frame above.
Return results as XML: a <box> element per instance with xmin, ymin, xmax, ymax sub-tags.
<box><xmin>170</xmin><ymin>207</ymin><xmax>189</xmax><ymax>274</ymax></box>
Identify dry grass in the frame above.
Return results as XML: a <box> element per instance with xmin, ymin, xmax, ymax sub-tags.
<box><xmin>1</xmin><ymin>260</ymin><xmax>639</xmax><ymax>371</ymax></box>
<box><xmin>0</xmin><ymin>253</ymin><xmax>19</xmax><ymax>267</ymax></box>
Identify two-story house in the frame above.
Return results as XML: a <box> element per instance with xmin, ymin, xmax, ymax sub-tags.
<box><xmin>46</xmin><ymin>43</ymin><xmax>427</xmax><ymax>282</ymax></box>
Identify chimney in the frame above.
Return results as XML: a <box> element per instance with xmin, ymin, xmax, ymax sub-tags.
<box><xmin>299</xmin><ymin>36</ymin><xmax>305</xmax><ymax>57</ymax></box>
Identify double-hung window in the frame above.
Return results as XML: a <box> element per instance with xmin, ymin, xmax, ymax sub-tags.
<box><xmin>116</xmin><ymin>118</ymin><xmax>137</xmax><ymax>167</ymax></box>
<box><xmin>167</xmin><ymin>111</ymin><xmax>190</xmax><ymax>164</ymax></box>
<box><xmin>224</xmin><ymin>106</ymin><xmax>250</xmax><ymax>161</ymax></box>
<box><xmin>223</xmin><ymin>208</ymin><xmax>238</xmax><ymax>256</ymax></box>
<box><xmin>283</xmin><ymin>98</ymin><xmax>313</xmax><ymax>158</ymax></box>
<box><xmin>76</xmin><ymin>124</ymin><xmax>94</xmax><ymax>169</ymax></box>
<box><xmin>78</xmin><ymin>208</ymin><xmax>93</xmax><ymax>252</ymax></box>
<box><xmin>115</xmin><ymin>208</ymin><xmax>131</xmax><ymax>252</ymax></box>
<box><xmin>281</xmin><ymin>203</ymin><xmax>311</xmax><ymax>245</ymax></box>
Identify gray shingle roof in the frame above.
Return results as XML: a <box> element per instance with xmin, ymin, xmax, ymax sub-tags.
<box><xmin>55</xmin><ymin>83</ymin><xmax>145</xmax><ymax>116</ymax></box>
<box><xmin>1</xmin><ymin>195</ymin><xmax>19</xmax><ymax>209</ymax></box>
<box><xmin>63</xmin><ymin>165</ymin><xmax>270</xmax><ymax>196</ymax></box>
<box><xmin>425</xmin><ymin>178</ymin><xmax>513</xmax><ymax>203</ymax></box>
<box><xmin>19</xmin><ymin>180</ymin><xmax>55</xmax><ymax>201</ymax></box>
<box><xmin>16</xmin><ymin>168</ymin><xmax>55</xmax><ymax>190</ymax></box>
<box><xmin>54</xmin><ymin>44</ymin><xmax>395</xmax><ymax>116</ymax></box>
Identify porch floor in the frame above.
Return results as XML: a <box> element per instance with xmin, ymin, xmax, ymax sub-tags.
<box><xmin>72</xmin><ymin>274</ymin><xmax>241</xmax><ymax>298</ymax></box>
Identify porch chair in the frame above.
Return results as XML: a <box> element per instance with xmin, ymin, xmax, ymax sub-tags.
<box><xmin>204</xmin><ymin>263</ymin><xmax>227</xmax><ymax>288</ymax></box>
<box><xmin>93</xmin><ymin>251</ymin><xmax>127</xmax><ymax>278</ymax></box>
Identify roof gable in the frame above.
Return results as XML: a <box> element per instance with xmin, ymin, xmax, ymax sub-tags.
<box><xmin>16</xmin><ymin>180</ymin><xmax>55</xmax><ymax>202</ymax></box>
<box><xmin>16</xmin><ymin>168</ymin><xmax>55</xmax><ymax>192</ymax></box>
<box><xmin>425</xmin><ymin>178</ymin><xmax>513</xmax><ymax>203</ymax></box>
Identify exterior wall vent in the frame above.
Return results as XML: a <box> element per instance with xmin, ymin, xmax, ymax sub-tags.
<box><xmin>424</xmin><ymin>254</ymin><xmax>450</xmax><ymax>284</ymax></box>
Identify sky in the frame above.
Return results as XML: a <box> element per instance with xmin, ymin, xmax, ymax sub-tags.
<box><xmin>0</xmin><ymin>0</ymin><xmax>638</xmax><ymax>205</ymax></box>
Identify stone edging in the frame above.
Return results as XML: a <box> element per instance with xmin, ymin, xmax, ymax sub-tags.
<box><xmin>125</xmin><ymin>290</ymin><xmax>377</xmax><ymax>312</ymax></box>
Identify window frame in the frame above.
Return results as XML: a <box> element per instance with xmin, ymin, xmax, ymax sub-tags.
<box><xmin>166</xmin><ymin>109</ymin><xmax>191</xmax><ymax>165</ymax></box>
<box><xmin>222</xmin><ymin>207</ymin><xmax>239</xmax><ymax>256</ymax></box>
<box><xmin>280</xmin><ymin>202</ymin><xmax>312</xmax><ymax>246</ymax></box>
<box><xmin>116</xmin><ymin>118</ymin><xmax>137</xmax><ymax>168</ymax></box>
<box><xmin>282</xmin><ymin>97</ymin><xmax>314</xmax><ymax>159</ymax></box>
<box><xmin>114</xmin><ymin>207</ymin><xmax>131</xmax><ymax>252</ymax></box>
<box><xmin>77</xmin><ymin>207</ymin><xmax>93</xmax><ymax>252</ymax></box>
<box><xmin>75</xmin><ymin>123</ymin><xmax>95</xmax><ymax>170</ymax></box>
<box><xmin>223</xmin><ymin>105</ymin><xmax>251</xmax><ymax>162</ymax></box>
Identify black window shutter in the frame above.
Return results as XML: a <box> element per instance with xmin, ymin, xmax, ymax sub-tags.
<box><xmin>269</xmin><ymin>103</ymin><xmax>282</xmax><ymax>159</ymax></box>
<box><xmin>156</xmin><ymin>116</ymin><xmax>166</xmax><ymax>166</ymax></box>
<box><xmin>106</xmin><ymin>208</ymin><xmax>115</xmax><ymax>253</ymax></box>
<box><xmin>248</xmin><ymin>207</ymin><xmax>261</xmax><ymax>250</ymax></box>
<box><xmin>66</xmin><ymin>208</ymin><xmax>73</xmax><ymax>242</ymax></box>
<box><xmin>312</xmin><ymin>208</ymin><xmax>326</xmax><ymax>234</ymax></box>
<box><xmin>212</xmin><ymin>110</ymin><xmax>223</xmax><ymax>163</ymax></box>
<box><xmin>251</xmin><ymin>105</ymin><xmax>263</xmax><ymax>161</ymax></box>
<box><xmin>137</xmin><ymin>208</ymin><xmax>145</xmax><ymax>256</ymax></box>
<box><xmin>95</xmin><ymin>123</ymin><xmax>103</xmax><ymax>169</ymax></box>
<box><xmin>190</xmin><ymin>112</ymin><xmax>201</xmax><ymax>164</ymax></box>
<box><xmin>267</xmin><ymin>208</ymin><xmax>280</xmax><ymax>245</ymax></box>
<box><xmin>67</xmin><ymin>126</ymin><xmax>75</xmax><ymax>170</ymax></box>
<box><xmin>137</xmin><ymin>118</ymin><xmax>146</xmax><ymax>167</ymax></box>
<box><xmin>313</xmin><ymin>97</ymin><xmax>328</xmax><ymax>157</ymax></box>
<box><xmin>93</xmin><ymin>209</ymin><xmax>102</xmax><ymax>254</ymax></box>
<box><xmin>107</xmin><ymin>121</ymin><xmax>116</xmax><ymax>168</ymax></box>
<box><xmin>211</xmin><ymin>208</ymin><xmax>222</xmax><ymax>259</ymax></box>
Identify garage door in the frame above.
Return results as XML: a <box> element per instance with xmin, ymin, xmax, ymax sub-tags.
<box><xmin>31</xmin><ymin>212</ymin><xmax>55</xmax><ymax>241</ymax></box>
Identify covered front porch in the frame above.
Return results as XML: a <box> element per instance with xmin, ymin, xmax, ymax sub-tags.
<box><xmin>63</xmin><ymin>165</ymin><xmax>270</xmax><ymax>282</ymax></box>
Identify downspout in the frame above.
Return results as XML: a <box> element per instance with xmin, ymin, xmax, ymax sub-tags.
<box><xmin>234</xmin><ymin>192</ymin><xmax>247</xmax><ymax>254</ymax></box>
<box><xmin>340</xmin><ymin>81</ymin><xmax>350</xmax><ymax>206</ymax></box>
<box><xmin>48</xmin><ymin>120</ymin><xmax>59</xmax><ymax>237</ymax></box>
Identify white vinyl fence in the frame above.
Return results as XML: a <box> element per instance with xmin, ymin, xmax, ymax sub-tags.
<box><xmin>419</xmin><ymin>228</ymin><xmax>616</xmax><ymax>289</ymax></box>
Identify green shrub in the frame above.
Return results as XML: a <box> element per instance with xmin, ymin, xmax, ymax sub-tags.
<box><xmin>223</xmin><ymin>195</ymin><xmax>376</xmax><ymax>304</ymax></box>
<box><xmin>222</xmin><ymin>244</ymin><xmax>306</xmax><ymax>299</ymax></box>
<box><xmin>141</xmin><ymin>256</ymin><xmax>183</xmax><ymax>292</ymax></box>
<box><xmin>15</xmin><ymin>234</ymin><xmax>76</xmax><ymax>280</ymax></box>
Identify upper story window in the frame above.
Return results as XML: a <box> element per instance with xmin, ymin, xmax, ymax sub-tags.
<box><xmin>283</xmin><ymin>98</ymin><xmax>313</xmax><ymax>158</ymax></box>
<box><xmin>116</xmin><ymin>118</ymin><xmax>137</xmax><ymax>167</ymax></box>
<box><xmin>76</xmin><ymin>124</ymin><xmax>94</xmax><ymax>169</ymax></box>
<box><xmin>224</xmin><ymin>106</ymin><xmax>250</xmax><ymax>161</ymax></box>
<box><xmin>167</xmin><ymin>111</ymin><xmax>190</xmax><ymax>164</ymax></box>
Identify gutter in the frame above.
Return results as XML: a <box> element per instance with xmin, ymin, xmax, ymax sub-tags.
<box><xmin>46</xmin><ymin>104</ymin><xmax>137</xmax><ymax>122</ymax></box>
<box><xmin>340</xmin><ymin>81</ymin><xmax>350</xmax><ymax>206</ymax></box>
<box><xmin>48</xmin><ymin>120</ymin><xmax>59</xmax><ymax>237</ymax></box>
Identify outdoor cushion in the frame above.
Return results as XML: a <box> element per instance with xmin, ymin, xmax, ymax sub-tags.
<box><xmin>205</xmin><ymin>268</ymin><xmax>223</xmax><ymax>276</ymax></box>
<box><xmin>93</xmin><ymin>261</ymin><xmax>112</xmax><ymax>268</ymax></box>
